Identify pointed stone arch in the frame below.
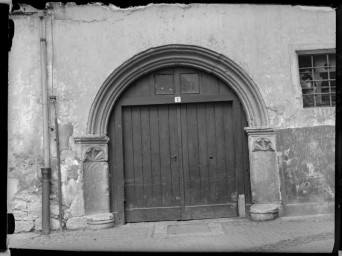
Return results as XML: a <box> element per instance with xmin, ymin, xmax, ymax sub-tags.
<box><xmin>87</xmin><ymin>44</ymin><xmax>269</xmax><ymax>135</ymax></box>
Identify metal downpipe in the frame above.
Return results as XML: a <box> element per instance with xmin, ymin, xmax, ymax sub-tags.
<box><xmin>39</xmin><ymin>11</ymin><xmax>51</xmax><ymax>235</ymax></box>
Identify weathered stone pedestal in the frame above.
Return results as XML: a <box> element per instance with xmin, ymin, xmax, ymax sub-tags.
<box><xmin>250</xmin><ymin>204</ymin><xmax>278</xmax><ymax>221</ymax></box>
<box><xmin>245</xmin><ymin>127</ymin><xmax>282</xmax><ymax>221</ymax></box>
<box><xmin>74</xmin><ymin>135</ymin><xmax>114</xmax><ymax>229</ymax></box>
<box><xmin>87</xmin><ymin>213</ymin><xmax>114</xmax><ymax>229</ymax></box>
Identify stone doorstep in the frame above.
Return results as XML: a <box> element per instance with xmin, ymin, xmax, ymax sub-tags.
<box><xmin>152</xmin><ymin>222</ymin><xmax>225</xmax><ymax>238</ymax></box>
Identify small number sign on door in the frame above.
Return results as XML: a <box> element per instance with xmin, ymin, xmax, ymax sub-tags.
<box><xmin>175</xmin><ymin>96</ymin><xmax>181</xmax><ymax>103</ymax></box>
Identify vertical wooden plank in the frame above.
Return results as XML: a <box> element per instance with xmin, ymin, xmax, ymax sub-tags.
<box><xmin>218</xmin><ymin>79</ymin><xmax>233</xmax><ymax>96</ymax></box>
<box><xmin>150</xmin><ymin>105</ymin><xmax>162</xmax><ymax>206</ymax></box>
<box><xmin>174</xmin><ymin>68</ymin><xmax>181</xmax><ymax>96</ymax></box>
<box><xmin>205</xmin><ymin>103</ymin><xmax>219</xmax><ymax>204</ymax></box>
<box><xmin>123</xmin><ymin>79</ymin><xmax>140</xmax><ymax>98</ymax></box>
<box><xmin>132</xmin><ymin>79</ymin><xmax>143</xmax><ymax>97</ymax></box>
<box><xmin>148</xmin><ymin>74</ymin><xmax>155</xmax><ymax>97</ymax></box>
<box><xmin>158</xmin><ymin>105</ymin><xmax>173</xmax><ymax>207</ymax></box>
<box><xmin>114</xmin><ymin>104</ymin><xmax>125</xmax><ymax>224</ymax></box>
<box><xmin>233</xmin><ymin>101</ymin><xmax>244</xmax><ymax>196</ymax></box>
<box><xmin>223</xmin><ymin>102</ymin><xmax>237</xmax><ymax>202</ymax></box>
<box><xmin>214</xmin><ymin>102</ymin><xmax>228</xmax><ymax>203</ymax></box>
<box><xmin>122</xmin><ymin>107</ymin><xmax>136</xmax><ymax>208</ymax></box>
<box><xmin>200</xmin><ymin>72</ymin><xmax>219</xmax><ymax>95</ymax></box>
<box><xmin>185</xmin><ymin>104</ymin><xmax>201</xmax><ymax>205</ymax></box>
<box><xmin>140</xmin><ymin>105</ymin><xmax>153</xmax><ymax>208</ymax></box>
<box><xmin>131</xmin><ymin>106</ymin><xmax>144</xmax><ymax>208</ymax></box>
<box><xmin>169</xmin><ymin>104</ymin><xmax>181</xmax><ymax>206</ymax></box>
<box><xmin>241</xmin><ymin>104</ymin><xmax>251</xmax><ymax>203</ymax></box>
<box><xmin>180</xmin><ymin>104</ymin><xmax>191</xmax><ymax>213</ymax></box>
<box><xmin>174</xmin><ymin>70</ymin><xmax>185</xmax><ymax>214</ymax></box>
<box><xmin>196</xmin><ymin>103</ymin><xmax>210</xmax><ymax>205</ymax></box>
<box><xmin>140</xmin><ymin>76</ymin><xmax>150</xmax><ymax>97</ymax></box>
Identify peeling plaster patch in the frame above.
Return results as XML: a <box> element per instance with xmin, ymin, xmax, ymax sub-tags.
<box><xmin>52</xmin><ymin>3</ymin><xmax>195</xmax><ymax>24</ymax></box>
<box><xmin>324</xmin><ymin>187</ymin><xmax>334</xmax><ymax>198</ymax></box>
<box><xmin>61</xmin><ymin>165</ymin><xmax>68</xmax><ymax>183</ymax></box>
<box><xmin>59</xmin><ymin>123</ymin><xmax>74</xmax><ymax>150</ymax></box>
<box><xmin>68</xmin><ymin>164</ymin><xmax>80</xmax><ymax>181</ymax></box>
<box><xmin>65</xmin><ymin>178</ymin><xmax>78</xmax><ymax>206</ymax></box>
<box><xmin>306</xmin><ymin>163</ymin><xmax>315</xmax><ymax>177</ymax></box>
<box><xmin>107</xmin><ymin>3</ymin><xmax>192</xmax><ymax>11</ymax></box>
<box><xmin>276</xmin><ymin>126</ymin><xmax>335</xmax><ymax>204</ymax></box>
<box><xmin>10</xmin><ymin>191</ymin><xmax>63</xmax><ymax>232</ymax></box>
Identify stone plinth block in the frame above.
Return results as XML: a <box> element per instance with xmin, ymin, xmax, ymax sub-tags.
<box><xmin>87</xmin><ymin>213</ymin><xmax>114</xmax><ymax>230</ymax></box>
<box><xmin>245</xmin><ymin>127</ymin><xmax>282</xmax><ymax>205</ymax></box>
<box><xmin>250</xmin><ymin>203</ymin><xmax>278</xmax><ymax>221</ymax></box>
<box><xmin>250</xmin><ymin>152</ymin><xmax>281</xmax><ymax>203</ymax></box>
<box><xmin>83</xmin><ymin>161</ymin><xmax>110</xmax><ymax>215</ymax></box>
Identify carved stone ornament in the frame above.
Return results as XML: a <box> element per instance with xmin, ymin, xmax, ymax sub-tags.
<box><xmin>252</xmin><ymin>138</ymin><xmax>275</xmax><ymax>152</ymax></box>
<box><xmin>84</xmin><ymin>147</ymin><xmax>106</xmax><ymax>162</ymax></box>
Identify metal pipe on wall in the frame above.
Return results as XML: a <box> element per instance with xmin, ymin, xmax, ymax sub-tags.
<box><xmin>39</xmin><ymin>10</ymin><xmax>51</xmax><ymax>235</ymax></box>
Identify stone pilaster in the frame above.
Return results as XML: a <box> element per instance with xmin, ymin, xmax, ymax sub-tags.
<box><xmin>74</xmin><ymin>135</ymin><xmax>114</xmax><ymax>229</ymax></box>
<box><xmin>244</xmin><ymin>127</ymin><xmax>283</xmax><ymax>218</ymax></box>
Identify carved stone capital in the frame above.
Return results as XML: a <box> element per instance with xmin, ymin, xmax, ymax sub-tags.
<box><xmin>252</xmin><ymin>137</ymin><xmax>275</xmax><ymax>152</ymax></box>
<box><xmin>245</xmin><ymin>127</ymin><xmax>276</xmax><ymax>152</ymax></box>
<box><xmin>84</xmin><ymin>147</ymin><xmax>107</xmax><ymax>162</ymax></box>
<box><xmin>74</xmin><ymin>135</ymin><xmax>109</xmax><ymax>161</ymax></box>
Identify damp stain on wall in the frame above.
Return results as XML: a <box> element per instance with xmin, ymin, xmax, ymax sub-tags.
<box><xmin>276</xmin><ymin>125</ymin><xmax>335</xmax><ymax>204</ymax></box>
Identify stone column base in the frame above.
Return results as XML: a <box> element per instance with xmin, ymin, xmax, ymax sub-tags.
<box><xmin>86</xmin><ymin>213</ymin><xmax>114</xmax><ymax>230</ymax></box>
<box><xmin>250</xmin><ymin>203</ymin><xmax>279</xmax><ymax>221</ymax></box>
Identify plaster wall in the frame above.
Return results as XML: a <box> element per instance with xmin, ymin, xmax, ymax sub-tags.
<box><xmin>276</xmin><ymin>125</ymin><xmax>335</xmax><ymax>215</ymax></box>
<box><xmin>8</xmin><ymin>3</ymin><xmax>335</xmax><ymax>232</ymax></box>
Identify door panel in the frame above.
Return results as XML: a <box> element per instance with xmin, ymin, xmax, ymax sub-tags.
<box><xmin>140</xmin><ymin>106</ymin><xmax>153</xmax><ymax>208</ymax></box>
<box><xmin>123</xmin><ymin>105</ymin><xmax>181</xmax><ymax>222</ymax></box>
<box><xmin>180</xmin><ymin>102</ymin><xmax>238</xmax><ymax>219</ymax></box>
<box><xmin>110</xmin><ymin>67</ymin><xmax>250</xmax><ymax>224</ymax></box>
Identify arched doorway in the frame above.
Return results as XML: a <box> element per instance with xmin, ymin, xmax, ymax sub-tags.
<box><xmin>81</xmin><ymin>45</ymin><xmax>277</xmax><ymax>227</ymax></box>
<box><xmin>108</xmin><ymin>67</ymin><xmax>251</xmax><ymax>223</ymax></box>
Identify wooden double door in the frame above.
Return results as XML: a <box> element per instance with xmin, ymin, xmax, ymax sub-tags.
<box><xmin>109</xmin><ymin>67</ymin><xmax>250</xmax><ymax>223</ymax></box>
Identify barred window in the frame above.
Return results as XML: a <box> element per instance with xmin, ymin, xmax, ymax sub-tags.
<box><xmin>298</xmin><ymin>50</ymin><xmax>336</xmax><ymax>107</ymax></box>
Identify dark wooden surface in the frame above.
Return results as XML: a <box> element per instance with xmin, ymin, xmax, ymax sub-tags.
<box><xmin>109</xmin><ymin>67</ymin><xmax>250</xmax><ymax>223</ymax></box>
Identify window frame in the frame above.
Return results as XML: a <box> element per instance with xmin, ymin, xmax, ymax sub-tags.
<box><xmin>296</xmin><ymin>49</ymin><xmax>336</xmax><ymax>108</ymax></box>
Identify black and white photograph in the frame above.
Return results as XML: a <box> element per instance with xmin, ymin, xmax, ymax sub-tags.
<box><xmin>2</xmin><ymin>1</ymin><xmax>341</xmax><ymax>254</ymax></box>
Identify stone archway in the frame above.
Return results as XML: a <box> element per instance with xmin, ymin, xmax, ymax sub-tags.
<box><xmin>87</xmin><ymin>44</ymin><xmax>269</xmax><ymax>135</ymax></box>
<box><xmin>75</xmin><ymin>45</ymin><xmax>283</xmax><ymax>228</ymax></box>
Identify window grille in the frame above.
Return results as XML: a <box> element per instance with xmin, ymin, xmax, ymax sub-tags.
<box><xmin>298</xmin><ymin>50</ymin><xmax>336</xmax><ymax>107</ymax></box>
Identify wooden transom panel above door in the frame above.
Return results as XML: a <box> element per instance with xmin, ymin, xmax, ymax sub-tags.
<box><xmin>109</xmin><ymin>67</ymin><xmax>251</xmax><ymax>224</ymax></box>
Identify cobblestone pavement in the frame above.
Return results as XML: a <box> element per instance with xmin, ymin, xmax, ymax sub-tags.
<box><xmin>8</xmin><ymin>214</ymin><xmax>334</xmax><ymax>252</ymax></box>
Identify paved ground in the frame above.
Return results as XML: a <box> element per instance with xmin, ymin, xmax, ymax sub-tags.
<box><xmin>8</xmin><ymin>214</ymin><xmax>335</xmax><ymax>253</ymax></box>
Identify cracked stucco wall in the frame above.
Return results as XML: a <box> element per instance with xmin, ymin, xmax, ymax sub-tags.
<box><xmin>276</xmin><ymin>125</ymin><xmax>335</xmax><ymax>215</ymax></box>
<box><xmin>8</xmin><ymin>3</ymin><xmax>335</xmax><ymax>232</ymax></box>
